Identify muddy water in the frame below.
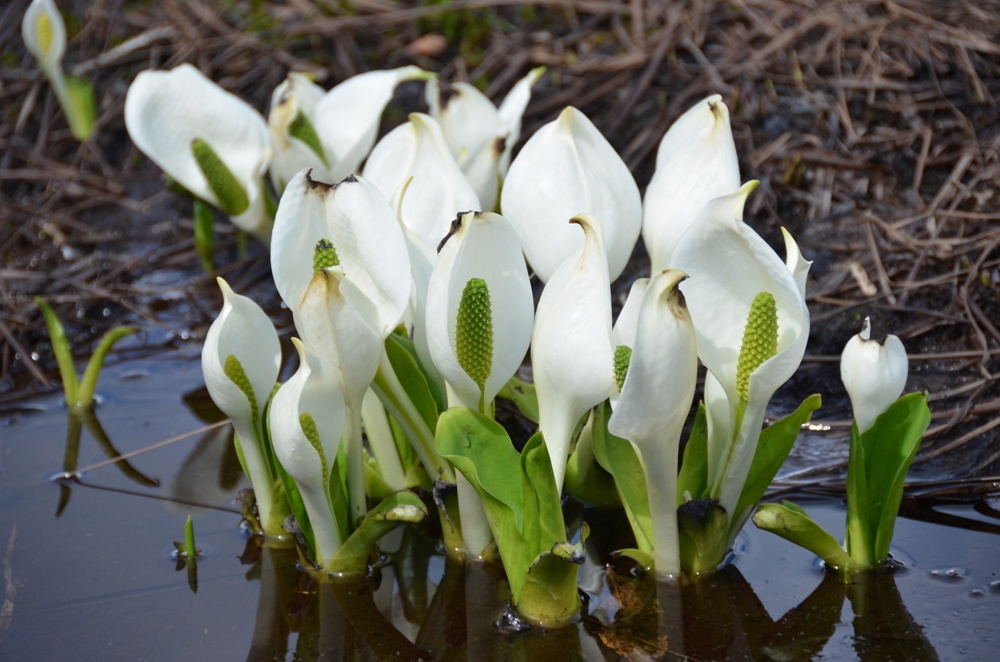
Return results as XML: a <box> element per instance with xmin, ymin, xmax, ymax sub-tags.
<box><xmin>1</xmin><ymin>349</ymin><xmax>998</xmax><ymax>661</ymax></box>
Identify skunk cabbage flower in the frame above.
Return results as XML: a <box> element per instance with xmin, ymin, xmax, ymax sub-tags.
<box><xmin>364</xmin><ymin>113</ymin><xmax>481</xmax><ymax>249</ymax></box>
<box><xmin>268</xmin><ymin>67</ymin><xmax>432</xmax><ymax>191</ymax></box>
<box><xmin>672</xmin><ymin>182</ymin><xmax>810</xmax><ymax>522</ymax></box>
<box><xmin>125</xmin><ymin>64</ymin><xmax>272</xmax><ymax>244</ymax></box>
<box><xmin>841</xmin><ymin>318</ymin><xmax>908</xmax><ymax>434</ymax></box>
<box><xmin>532</xmin><ymin>215</ymin><xmax>616</xmax><ymax>490</ymax></box>
<box><xmin>22</xmin><ymin>0</ymin><xmax>94</xmax><ymax>141</ymax></box>
<box><xmin>426</xmin><ymin>67</ymin><xmax>545</xmax><ymax>211</ymax></box>
<box><xmin>426</xmin><ymin>211</ymin><xmax>534</xmax><ymax>412</ymax></box>
<box><xmin>201</xmin><ymin>278</ymin><xmax>281</xmax><ymax>530</ymax></box>
<box><xmin>608</xmin><ymin>269</ymin><xmax>697</xmax><ymax>579</ymax></box>
<box><xmin>642</xmin><ymin>95</ymin><xmax>739</xmax><ymax>272</ymax></box>
<box><xmin>22</xmin><ymin>0</ymin><xmax>65</xmax><ymax>80</ymax></box>
<box><xmin>271</xmin><ymin>171</ymin><xmax>411</xmax><ymax>338</ymax></box>
<box><xmin>269</xmin><ymin>338</ymin><xmax>346</xmax><ymax>567</ymax></box>
<box><xmin>501</xmin><ymin>107</ymin><xmax>641</xmax><ymax>283</ymax></box>
<box><xmin>608</xmin><ymin>278</ymin><xmax>647</xmax><ymax>408</ymax></box>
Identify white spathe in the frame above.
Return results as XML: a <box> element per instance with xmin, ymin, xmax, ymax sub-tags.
<box><xmin>501</xmin><ymin>106</ymin><xmax>642</xmax><ymax>283</ymax></box>
<box><xmin>427</xmin><ymin>68</ymin><xmax>545</xmax><ymax>211</ymax></box>
<box><xmin>363</xmin><ymin>113</ymin><xmax>481</xmax><ymax>250</ymax></box>
<box><xmin>425</xmin><ymin>211</ymin><xmax>534</xmax><ymax>411</ymax></box>
<box><xmin>531</xmin><ymin>214</ymin><xmax>617</xmax><ymax>491</ymax></box>
<box><xmin>841</xmin><ymin>318</ymin><xmax>908</xmax><ymax>434</ymax></box>
<box><xmin>608</xmin><ymin>269</ymin><xmax>697</xmax><ymax>579</ymax></box>
<box><xmin>642</xmin><ymin>95</ymin><xmax>740</xmax><ymax>272</ymax></box>
<box><xmin>22</xmin><ymin>0</ymin><xmax>65</xmax><ymax>79</ymax></box>
<box><xmin>269</xmin><ymin>67</ymin><xmax>432</xmax><ymax>191</ymax></box>
<box><xmin>271</xmin><ymin>171</ymin><xmax>411</xmax><ymax>339</ymax></box>
<box><xmin>672</xmin><ymin>183</ymin><xmax>810</xmax><ymax>524</ymax></box>
<box><xmin>270</xmin><ymin>338</ymin><xmax>347</xmax><ymax>567</ymax></box>
<box><xmin>201</xmin><ymin>277</ymin><xmax>281</xmax><ymax>528</ymax></box>
<box><xmin>125</xmin><ymin>64</ymin><xmax>273</xmax><ymax>243</ymax></box>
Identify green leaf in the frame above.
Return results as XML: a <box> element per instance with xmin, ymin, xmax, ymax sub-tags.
<box><xmin>677</xmin><ymin>498</ymin><xmax>729</xmax><ymax>576</ymax></box>
<box><xmin>184</xmin><ymin>515</ymin><xmax>197</xmax><ymax>559</ymax></box>
<box><xmin>497</xmin><ymin>375</ymin><xmax>539</xmax><ymax>423</ymax></box>
<box><xmin>857</xmin><ymin>393</ymin><xmax>931</xmax><ymax>563</ymax></box>
<box><xmin>614</xmin><ymin>548</ymin><xmax>654</xmax><ymax>573</ymax></box>
<box><xmin>35</xmin><ymin>297</ymin><xmax>78</xmax><ymax>404</ymax></box>
<box><xmin>677</xmin><ymin>403</ymin><xmax>709</xmax><ymax>502</ymax></box>
<box><xmin>273</xmin><ymin>451</ymin><xmax>315</xmax><ymax>554</ymax></box>
<box><xmin>729</xmin><ymin>394</ymin><xmax>822</xmax><ymax>543</ymax></box>
<box><xmin>517</xmin><ymin>545</ymin><xmax>582</xmax><ymax>627</ymax></box>
<box><xmin>753</xmin><ymin>502</ymin><xmax>851</xmax><ymax>571</ymax></box>
<box><xmin>384</xmin><ymin>334</ymin><xmax>439</xmax><ymax>431</ymax></box>
<box><xmin>590</xmin><ymin>402</ymin><xmax>653</xmax><ymax>553</ymax></box>
<box><xmin>63</xmin><ymin>75</ymin><xmax>96</xmax><ymax>141</ymax></box>
<box><xmin>521</xmin><ymin>433</ymin><xmax>568</xmax><ymax>547</ymax></box>
<box><xmin>364</xmin><ymin>450</ymin><xmax>395</xmax><ymax>500</ymax></box>
<box><xmin>437</xmin><ymin>408</ymin><xmax>544</xmax><ymax>603</ymax></box>
<box><xmin>564</xmin><ymin>409</ymin><xmax>621</xmax><ymax>508</ymax></box>
<box><xmin>331</xmin><ymin>440</ymin><xmax>352</xmax><ymax>542</ymax></box>
<box><xmin>327</xmin><ymin>491</ymin><xmax>428</xmax><ymax>576</ymax></box>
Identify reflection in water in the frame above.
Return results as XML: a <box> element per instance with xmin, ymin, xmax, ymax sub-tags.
<box><xmin>236</xmin><ymin>530</ymin><xmax>937</xmax><ymax>661</ymax></box>
<box><xmin>163</xmin><ymin>424</ymin><xmax>246</xmax><ymax>515</ymax></box>
<box><xmin>56</xmin><ymin>409</ymin><xmax>159</xmax><ymax>517</ymax></box>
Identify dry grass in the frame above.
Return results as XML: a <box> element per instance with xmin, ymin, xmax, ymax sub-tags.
<box><xmin>2</xmin><ymin>0</ymin><xmax>1000</xmax><ymax>475</ymax></box>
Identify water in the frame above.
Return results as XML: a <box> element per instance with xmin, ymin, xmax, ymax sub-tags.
<box><xmin>1</xmin><ymin>350</ymin><xmax>999</xmax><ymax>660</ymax></box>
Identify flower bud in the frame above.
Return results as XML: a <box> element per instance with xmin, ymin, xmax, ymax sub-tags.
<box><xmin>840</xmin><ymin>318</ymin><xmax>908</xmax><ymax>434</ymax></box>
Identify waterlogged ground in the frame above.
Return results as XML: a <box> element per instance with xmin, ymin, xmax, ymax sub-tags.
<box><xmin>1</xmin><ymin>349</ymin><xmax>999</xmax><ymax>661</ymax></box>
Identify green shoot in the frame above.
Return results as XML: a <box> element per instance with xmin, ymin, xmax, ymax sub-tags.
<box><xmin>35</xmin><ymin>297</ymin><xmax>137</xmax><ymax>411</ymax></box>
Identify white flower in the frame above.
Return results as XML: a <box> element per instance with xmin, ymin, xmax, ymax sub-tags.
<box><xmin>425</xmin><ymin>211</ymin><xmax>534</xmax><ymax>412</ymax></box>
<box><xmin>22</xmin><ymin>0</ymin><xmax>65</xmax><ymax>78</ymax></box>
<box><xmin>268</xmin><ymin>67</ymin><xmax>433</xmax><ymax>191</ymax></box>
<box><xmin>125</xmin><ymin>64</ymin><xmax>272</xmax><ymax>244</ymax></box>
<box><xmin>363</xmin><ymin>113</ymin><xmax>481</xmax><ymax>249</ymax></box>
<box><xmin>641</xmin><ymin>95</ymin><xmax>740</xmax><ymax>272</ymax></box>
<box><xmin>201</xmin><ymin>277</ymin><xmax>281</xmax><ymax>529</ymax></box>
<box><xmin>841</xmin><ymin>318</ymin><xmax>908</xmax><ymax>434</ymax></box>
<box><xmin>426</xmin><ymin>68</ymin><xmax>545</xmax><ymax>211</ymax></box>
<box><xmin>501</xmin><ymin>106</ymin><xmax>642</xmax><ymax>283</ymax></box>
<box><xmin>608</xmin><ymin>269</ymin><xmax>698</xmax><ymax>579</ymax></box>
<box><xmin>672</xmin><ymin>183</ymin><xmax>810</xmax><ymax>523</ymax></box>
<box><xmin>271</xmin><ymin>171</ymin><xmax>411</xmax><ymax>338</ymax></box>
<box><xmin>531</xmin><ymin>214</ymin><xmax>616</xmax><ymax>490</ymax></box>
<box><xmin>269</xmin><ymin>338</ymin><xmax>346</xmax><ymax>567</ymax></box>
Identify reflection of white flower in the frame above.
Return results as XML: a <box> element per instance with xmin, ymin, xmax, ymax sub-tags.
<box><xmin>608</xmin><ymin>269</ymin><xmax>697</xmax><ymax>579</ymax></box>
<box><xmin>426</xmin><ymin>211</ymin><xmax>534</xmax><ymax>412</ymax></box>
<box><xmin>501</xmin><ymin>107</ymin><xmax>642</xmax><ymax>283</ymax></box>
<box><xmin>268</xmin><ymin>67</ymin><xmax>432</xmax><ymax>191</ymax></box>
<box><xmin>426</xmin><ymin>68</ymin><xmax>545</xmax><ymax>211</ymax></box>
<box><xmin>125</xmin><ymin>64</ymin><xmax>272</xmax><ymax>243</ymax></box>
<box><xmin>841</xmin><ymin>318</ymin><xmax>908</xmax><ymax>434</ymax></box>
<box><xmin>201</xmin><ymin>278</ymin><xmax>281</xmax><ymax>529</ymax></box>
<box><xmin>531</xmin><ymin>215</ymin><xmax>616</xmax><ymax>490</ymax></box>
<box><xmin>642</xmin><ymin>95</ymin><xmax>740</xmax><ymax>272</ymax></box>
<box><xmin>673</xmin><ymin>183</ymin><xmax>810</xmax><ymax>523</ymax></box>
<box><xmin>270</xmin><ymin>338</ymin><xmax>346</xmax><ymax>567</ymax></box>
<box><xmin>364</xmin><ymin>113</ymin><xmax>481</xmax><ymax>250</ymax></box>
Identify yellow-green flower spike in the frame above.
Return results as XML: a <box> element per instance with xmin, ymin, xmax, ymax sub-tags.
<box><xmin>455</xmin><ymin>277</ymin><xmax>493</xmax><ymax>396</ymax></box>
<box><xmin>313</xmin><ymin>238</ymin><xmax>340</xmax><ymax>271</ymax></box>
<box><xmin>613</xmin><ymin>345</ymin><xmax>632</xmax><ymax>393</ymax></box>
<box><xmin>224</xmin><ymin>354</ymin><xmax>258</xmax><ymax>425</ymax></box>
<box><xmin>191</xmin><ymin>138</ymin><xmax>250</xmax><ymax>216</ymax></box>
<box><xmin>36</xmin><ymin>12</ymin><xmax>54</xmax><ymax>55</ymax></box>
<box><xmin>288</xmin><ymin>111</ymin><xmax>329</xmax><ymax>167</ymax></box>
<box><xmin>736</xmin><ymin>292</ymin><xmax>779</xmax><ymax>401</ymax></box>
<box><xmin>299</xmin><ymin>412</ymin><xmax>329</xmax><ymax>488</ymax></box>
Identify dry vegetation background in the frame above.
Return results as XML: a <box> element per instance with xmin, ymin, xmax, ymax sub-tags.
<box><xmin>1</xmin><ymin>0</ymin><xmax>1000</xmax><ymax>485</ymax></box>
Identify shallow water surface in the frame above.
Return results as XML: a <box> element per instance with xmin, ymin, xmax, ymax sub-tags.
<box><xmin>1</xmin><ymin>351</ymin><xmax>998</xmax><ymax>661</ymax></box>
